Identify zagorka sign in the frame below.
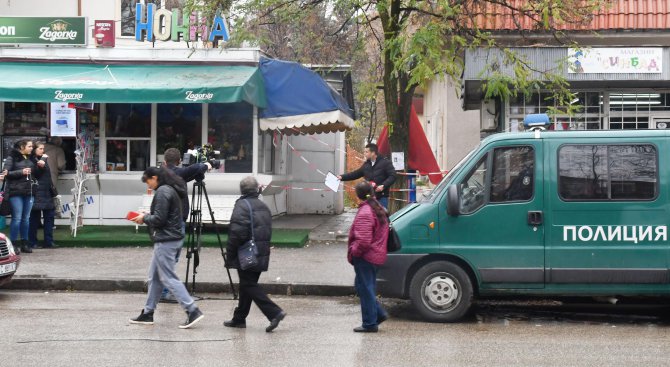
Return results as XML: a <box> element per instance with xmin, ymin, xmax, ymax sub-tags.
<box><xmin>0</xmin><ymin>17</ymin><xmax>86</xmax><ymax>45</ymax></box>
<box><xmin>54</xmin><ymin>90</ymin><xmax>84</xmax><ymax>102</ymax></box>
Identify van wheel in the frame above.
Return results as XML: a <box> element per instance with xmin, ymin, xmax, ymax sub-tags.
<box><xmin>409</xmin><ymin>261</ymin><xmax>473</xmax><ymax>322</ymax></box>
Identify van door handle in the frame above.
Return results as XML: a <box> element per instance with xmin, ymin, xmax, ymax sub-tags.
<box><xmin>527</xmin><ymin>211</ymin><xmax>543</xmax><ymax>225</ymax></box>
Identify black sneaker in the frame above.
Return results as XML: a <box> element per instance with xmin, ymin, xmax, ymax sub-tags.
<box><xmin>265</xmin><ymin>311</ymin><xmax>286</xmax><ymax>332</ymax></box>
<box><xmin>179</xmin><ymin>308</ymin><xmax>204</xmax><ymax>329</ymax></box>
<box><xmin>129</xmin><ymin>310</ymin><xmax>154</xmax><ymax>325</ymax></box>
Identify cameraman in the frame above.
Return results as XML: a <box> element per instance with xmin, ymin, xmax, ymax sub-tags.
<box><xmin>158</xmin><ymin>148</ymin><xmax>212</xmax><ymax>302</ymax></box>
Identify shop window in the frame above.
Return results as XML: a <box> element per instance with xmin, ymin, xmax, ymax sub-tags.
<box><xmin>609</xmin><ymin>93</ymin><xmax>667</xmax><ymax>130</ymax></box>
<box><xmin>3</xmin><ymin>102</ymin><xmax>48</xmax><ymax>135</ymax></box>
<box><xmin>157</xmin><ymin>104</ymin><xmax>202</xmax><ymax>157</ymax></box>
<box><xmin>208</xmin><ymin>102</ymin><xmax>254</xmax><ymax>173</ymax></box>
<box><xmin>105</xmin><ymin>104</ymin><xmax>150</xmax><ymax>172</ymax></box>
<box><xmin>490</xmin><ymin>146</ymin><xmax>534</xmax><ymax>203</ymax></box>
<box><xmin>258</xmin><ymin>131</ymin><xmax>277</xmax><ymax>174</ymax></box>
<box><xmin>558</xmin><ymin>144</ymin><xmax>657</xmax><ymax>201</ymax></box>
<box><xmin>507</xmin><ymin>91</ymin><xmax>603</xmax><ymax>131</ymax></box>
<box><xmin>121</xmin><ymin>1</ymin><xmax>186</xmax><ymax>37</ymax></box>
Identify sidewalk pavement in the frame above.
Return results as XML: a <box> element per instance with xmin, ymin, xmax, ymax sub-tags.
<box><xmin>7</xmin><ymin>210</ymin><xmax>359</xmax><ymax>296</ymax></box>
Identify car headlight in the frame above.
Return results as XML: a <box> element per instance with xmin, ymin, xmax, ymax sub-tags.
<box><xmin>6</xmin><ymin>238</ymin><xmax>16</xmax><ymax>256</ymax></box>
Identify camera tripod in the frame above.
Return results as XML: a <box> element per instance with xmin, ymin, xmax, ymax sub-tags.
<box><xmin>184</xmin><ymin>180</ymin><xmax>238</xmax><ymax>299</ymax></box>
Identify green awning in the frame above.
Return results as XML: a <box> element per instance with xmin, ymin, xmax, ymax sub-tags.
<box><xmin>0</xmin><ymin>62</ymin><xmax>267</xmax><ymax>107</ymax></box>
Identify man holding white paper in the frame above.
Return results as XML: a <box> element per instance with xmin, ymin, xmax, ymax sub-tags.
<box><xmin>337</xmin><ymin>143</ymin><xmax>396</xmax><ymax>209</ymax></box>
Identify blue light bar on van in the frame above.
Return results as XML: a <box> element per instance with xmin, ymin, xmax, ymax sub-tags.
<box><xmin>523</xmin><ymin>113</ymin><xmax>550</xmax><ymax>129</ymax></box>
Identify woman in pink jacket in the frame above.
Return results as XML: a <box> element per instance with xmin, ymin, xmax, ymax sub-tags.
<box><xmin>348</xmin><ymin>181</ymin><xmax>389</xmax><ymax>332</ymax></box>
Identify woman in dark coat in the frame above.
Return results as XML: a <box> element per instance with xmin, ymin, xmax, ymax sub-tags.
<box><xmin>29</xmin><ymin>142</ymin><xmax>57</xmax><ymax>249</ymax></box>
<box><xmin>3</xmin><ymin>140</ymin><xmax>40</xmax><ymax>253</ymax></box>
<box><xmin>224</xmin><ymin>176</ymin><xmax>286</xmax><ymax>332</ymax></box>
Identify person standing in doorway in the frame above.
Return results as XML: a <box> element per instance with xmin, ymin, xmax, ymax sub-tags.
<box><xmin>348</xmin><ymin>181</ymin><xmax>389</xmax><ymax>332</ymax></box>
<box><xmin>3</xmin><ymin>140</ymin><xmax>38</xmax><ymax>254</ymax></box>
<box><xmin>224</xmin><ymin>176</ymin><xmax>286</xmax><ymax>332</ymax></box>
<box><xmin>129</xmin><ymin>167</ymin><xmax>204</xmax><ymax>329</ymax></box>
<box><xmin>43</xmin><ymin>137</ymin><xmax>66</xmax><ymax>194</ymax></box>
<box><xmin>338</xmin><ymin>143</ymin><xmax>396</xmax><ymax>209</ymax></box>
<box><xmin>28</xmin><ymin>142</ymin><xmax>57</xmax><ymax>249</ymax></box>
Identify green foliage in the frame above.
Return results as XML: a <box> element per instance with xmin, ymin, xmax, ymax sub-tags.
<box><xmin>196</xmin><ymin>0</ymin><xmax>613</xmax><ymax>158</ymax></box>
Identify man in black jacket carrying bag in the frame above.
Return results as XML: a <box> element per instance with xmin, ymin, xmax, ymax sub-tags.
<box><xmin>224</xmin><ymin>176</ymin><xmax>286</xmax><ymax>332</ymax></box>
<box><xmin>338</xmin><ymin>143</ymin><xmax>396</xmax><ymax>209</ymax></box>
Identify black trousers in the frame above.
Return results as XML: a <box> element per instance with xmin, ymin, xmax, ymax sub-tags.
<box><xmin>233</xmin><ymin>270</ymin><xmax>282</xmax><ymax>321</ymax></box>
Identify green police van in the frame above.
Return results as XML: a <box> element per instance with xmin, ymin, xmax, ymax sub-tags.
<box><xmin>378</xmin><ymin>127</ymin><xmax>670</xmax><ymax>322</ymax></box>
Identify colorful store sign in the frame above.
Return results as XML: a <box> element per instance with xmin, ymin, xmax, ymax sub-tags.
<box><xmin>135</xmin><ymin>3</ymin><xmax>230</xmax><ymax>43</ymax></box>
<box><xmin>0</xmin><ymin>17</ymin><xmax>86</xmax><ymax>45</ymax></box>
<box><xmin>568</xmin><ymin>48</ymin><xmax>662</xmax><ymax>74</ymax></box>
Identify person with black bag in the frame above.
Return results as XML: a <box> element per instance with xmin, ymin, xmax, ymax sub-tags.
<box><xmin>3</xmin><ymin>140</ymin><xmax>39</xmax><ymax>254</ymax></box>
<box><xmin>347</xmin><ymin>181</ymin><xmax>390</xmax><ymax>333</ymax></box>
<box><xmin>28</xmin><ymin>142</ymin><xmax>57</xmax><ymax>249</ymax></box>
<box><xmin>224</xmin><ymin>176</ymin><xmax>286</xmax><ymax>332</ymax></box>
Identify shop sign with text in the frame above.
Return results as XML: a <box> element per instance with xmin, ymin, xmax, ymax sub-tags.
<box><xmin>568</xmin><ymin>48</ymin><xmax>662</xmax><ymax>74</ymax></box>
<box><xmin>0</xmin><ymin>17</ymin><xmax>86</xmax><ymax>45</ymax></box>
<box><xmin>135</xmin><ymin>3</ymin><xmax>229</xmax><ymax>43</ymax></box>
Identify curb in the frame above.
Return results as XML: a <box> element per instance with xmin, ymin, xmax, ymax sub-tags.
<box><xmin>7</xmin><ymin>277</ymin><xmax>356</xmax><ymax>297</ymax></box>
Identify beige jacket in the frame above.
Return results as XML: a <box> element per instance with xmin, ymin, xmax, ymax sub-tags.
<box><xmin>43</xmin><ymin>143</ymin><xmax>66</xmax><ymax>189</ymax></box>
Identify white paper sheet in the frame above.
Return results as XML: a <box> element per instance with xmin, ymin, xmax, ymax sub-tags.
<box><xmin>325</xmin><ymin>172</ymin><xmax>341</xmax><ymax>192</ymax></box>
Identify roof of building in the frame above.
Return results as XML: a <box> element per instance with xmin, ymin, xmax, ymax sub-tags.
<box><xmin>476</xmin><ymin>0</ymin><xmax>670</xmax><ymax>31</ymax></box>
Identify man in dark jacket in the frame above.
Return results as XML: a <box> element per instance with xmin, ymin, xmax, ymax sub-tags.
<box><xmin>338</xmin><ymin>143</ymin><xmax>396</xmax><ymax>209</ymax></box>
<box><xmin>159</xmin><ymin>148</ymin><xmax>211</xmax><ymax>303</ymax></box>
<box><xmin>129</xmin><ymin>167</ymin><xmax>204</xmax><ymax>329</ymax></box>
<box><xmin>224</xmin><ymin>176</ymin><xmax>286</xmax><ymax>332</ymax></box>
<box><xmin>163</xmin><ymin>147</ymin><xmax>212</xmax><ymax>220</ymax></box>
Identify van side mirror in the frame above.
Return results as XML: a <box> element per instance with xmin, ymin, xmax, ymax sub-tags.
<box><xmin>447</xmin><ymin>184</ymin><xmax>460</xmax><ymax>216</ymax></box>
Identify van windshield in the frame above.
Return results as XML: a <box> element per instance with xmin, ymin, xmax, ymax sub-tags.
<box><xmin>420</xmin><ymin>145</ymin><xmax>479</xmax><ymax>203</ymax></box>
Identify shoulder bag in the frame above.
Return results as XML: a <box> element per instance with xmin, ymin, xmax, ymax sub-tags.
<box><xmin>237</xmin><ymin>199</ymin><xmax>259</xmax><ymax>270</ymax></box>
<box><xmin>387</xmin><ymin>223</ymin><xmax>402</xmax><ymax>252</ymax></box>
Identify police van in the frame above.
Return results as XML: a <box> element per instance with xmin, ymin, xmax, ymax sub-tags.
<box><xmin>378</xmin><ymin>116</ymin><xmax>670</xmax><ymax>322</ymax></box>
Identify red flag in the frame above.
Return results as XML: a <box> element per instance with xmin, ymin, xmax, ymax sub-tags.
<box><xmin>378</xmin><ymin>106</ymin><xmax>444</xmax><ymax>184</ymax></box>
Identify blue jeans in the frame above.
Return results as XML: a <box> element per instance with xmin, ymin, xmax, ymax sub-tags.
<box><xmin>144</xmin><ymin>239</ymin><xmax>196</xmax><ymax>314</ymax></box>
<box><xmin>9</xmin><ymin>195</ymin><xmax>34</xmax><ymax>242</ymax></box>
<box><xmin>353</xmin><ymin>256</ymin><xmax>387</xmax><ymax>329</ymax></box>
<box><xmin>161</xmin><ymin>221</ymin><xmax>186</xmax><ymax>298</ymax></box>
<box><xmin>378</xmin><ymin>197</ymin><xmax>389</xmax><ymax>209</ymax></box>
<box><xmin>29</xmin><ymin>208</ymin><xmax>55</xmax><ymax>247</ymax></box>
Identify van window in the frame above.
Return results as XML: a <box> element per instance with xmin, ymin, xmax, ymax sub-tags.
<box><xmin>490</xmin><ymin>146</ymin><xmax>534</xmax><ymax>203</ymax></box>
<box><xmin>459</xmin><ymin>155</ymin><xmax>488</xmax><ymax>214</ymax></box>
<box><xmin>559</xmin><ymin>144</ymin><xmax>657</xmax><ymax>200</ymax></box>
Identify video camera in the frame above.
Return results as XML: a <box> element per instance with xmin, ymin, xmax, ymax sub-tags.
<box><xmin>183</xmin><ymin>144</ymin><xmax>222</xmax><ymax>170</ymax></box>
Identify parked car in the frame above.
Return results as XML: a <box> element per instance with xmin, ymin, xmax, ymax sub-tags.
<box><xmin>379</xmin><ymin>127</ymin><xmax>670</xmax><ymax>322</ymax></box>
<box><xmin>0</xmin><ymin>233</ymin><xmax>20</xmax><ymax>286</ymax></box>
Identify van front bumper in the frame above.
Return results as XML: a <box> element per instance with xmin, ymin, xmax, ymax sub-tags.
<box><xmin>377</xmin><ymin>254</ymin><xmax>425</xmax><ymax>299</ymax></box>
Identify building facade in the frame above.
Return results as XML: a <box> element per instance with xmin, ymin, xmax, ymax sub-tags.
<box><xmin>0</xmin><ymin>1</ymin><xmax>352</xmax><ymax>224</ymax></box>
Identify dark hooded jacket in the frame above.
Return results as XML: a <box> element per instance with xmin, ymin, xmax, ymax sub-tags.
<box><xmin>3</xmin><ymin>149</ymin><xmax>40</xmax><ymax>197</ymax></box>
<box><xmin>225</xmin><ymin>189</ymin><xmax>272</xmax><ymax>272</ymax></box>
<box><xmin>30</xmin><ymin>155</ymin><xmax>55</xmax><ymax>211</ymax></box>
<box><xmin>142</xmin><ymin>178</ymin><xmax>188</xmax><ymax>243</ymax></box>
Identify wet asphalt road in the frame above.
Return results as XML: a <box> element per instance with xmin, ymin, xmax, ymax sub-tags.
<box><xmin>2</xmin><ymin>291</ymin><xmax>670</xmax><ymax>366</ymax></box>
